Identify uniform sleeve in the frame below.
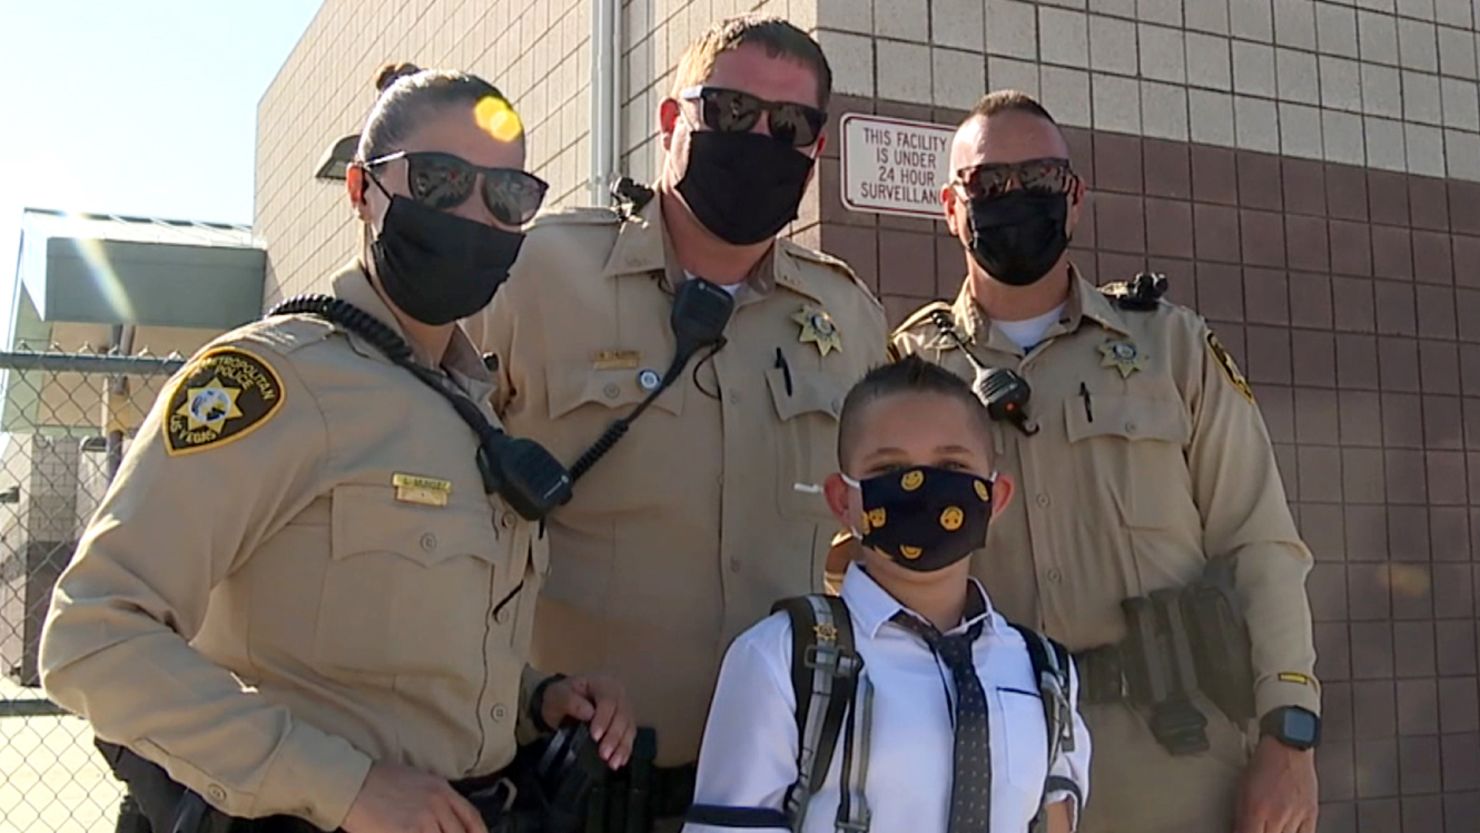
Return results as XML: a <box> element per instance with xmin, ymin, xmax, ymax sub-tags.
<box><xmin>683</xmin><ymin>617</ymin><xmax>797</xmax><ymax>833</ymax></box>
<box><xmin>1044</xmin><ymin>662</ymin><xmax>1091</xmax><ymax>831</ymax></box>
<box><xmin>1184</xmin><ymin>321</ymin><xmax>1320</xmax><ymax>718</ymax></box>
<box><xmin>39</xmin><ymin>343</ymin><xmax>373</xmax><ymax>830</ymax></box>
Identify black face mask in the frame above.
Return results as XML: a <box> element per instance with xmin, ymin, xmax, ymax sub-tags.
<box><xmin>966</xmin><ymin>191</ymin><xmax>1070</xmax><ymax>287</ymax></box>
<box><xmin>845</xmin><ymin>466</ymin><xmax>995</xmax><ymax>572</ymax></box>
<box><xmin>676</xmin><ymin>130</ymin><xmax>815</xmax><ymax>246</ymax></box>
<box><xmin>368</xmin><ymin>189</ymin><xmax>525</xmax><ymax>326</ymax></box>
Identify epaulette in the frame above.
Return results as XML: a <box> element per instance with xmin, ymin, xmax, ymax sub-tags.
<box><xmin>778</xmin><ymin>238</ymin><xmax>880</xmax><ymax>301</ymax></box>
<box><xmin>526</xmin><ymin>205</ymin><xmax>622</xmax><ymax>230</ymax></box>
<box><xmin>779</xmin><ymin>238</ymin><xmax>853</xmax><ymax>274</ymax></box>
<box><xmin>891</xmin><ymin>301</ymin><xmax>953</xmax><ymax>337</ymax></box>
<box><xmin>240</xmin><ymin>313</ymin><xmax>336</xmax><ymax>356</ymax></box>
<box><xmin>1099</xmin><ymin>272</ymin><xmax>1169</xmax><ymax>311</ymax></box>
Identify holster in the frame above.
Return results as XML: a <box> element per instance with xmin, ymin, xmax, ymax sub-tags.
<box><xmin>1183</xmin><ymin>555</ymin><xmax>1257</xmax><ymax>726</ymax></box>
<box><xmin>1073</xmin><ymin>555</ymin><xmax>1255</xmax><ymax>756</ymax></box>
<box><xmin>584</xmin><ymin>728</ymin><xmax>694</xmax><ymax>833</ymax></box>
<box><xmin>95</xmin><ymin>739</ymin><xmax>232</xmax><ymax>833</ymax></box>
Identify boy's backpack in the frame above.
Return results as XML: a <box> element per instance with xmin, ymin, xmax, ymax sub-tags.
<box><xmin>769</xmin><ymin>594</ymin><xmax>1077</xmax><ymax>833</ymax></box>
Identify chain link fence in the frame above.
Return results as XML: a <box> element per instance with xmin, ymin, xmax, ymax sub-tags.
<box><xmin>0</xmin><ymin>347</ymin><xmax>185</xmax><ymax>833</ymax></box>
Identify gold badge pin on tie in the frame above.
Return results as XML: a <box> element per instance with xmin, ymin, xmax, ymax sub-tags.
<box><xmin>1098</xmin><ymin>339</ymin><xmax>1148</xmax><ymax>378</ymax></box>
<box><xmin>393</xmin><ymin>473</ymin><xmax>453</xmax><ymax>507</ymax></box>
<box><xmin>792</xmin><ymin>304</ymin><xmax>842</xmax><ymax>356</ymax></box>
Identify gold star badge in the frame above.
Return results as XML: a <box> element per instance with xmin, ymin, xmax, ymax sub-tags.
<box><xmin>174</xmin><ymin>377</ymin><xmax>244</xmax><ymax>435</ymax></box>
<box><xmin>792</xmin><ymin>304</ymin><xmax>842</xmax><ymax>356</ymax></box>
<box><xmin>1099</xmin><ymin>339</ymin><xmax>1148</xmax><ymax>378</ymax></box>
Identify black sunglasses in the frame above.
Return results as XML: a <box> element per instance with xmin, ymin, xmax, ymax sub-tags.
<box><xmin>954</xmin><ymin>158</ymin><xmax>1078</xmax><ymax>201</ymax></box>
<box><xmin>362</xmin><ymin>151</ymin><xmax>549</xmax><ymax>226</ymax></box>
<box><xmin>678</xmin><ymin>86</ymin><xmax>828</xmax><ymax>148</ymax></box>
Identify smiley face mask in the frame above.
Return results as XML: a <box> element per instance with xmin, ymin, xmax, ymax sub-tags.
<box><xmin>842</xmin><ymin>466</ymin><xmax>995</xmax><ymax>572</ymax></box>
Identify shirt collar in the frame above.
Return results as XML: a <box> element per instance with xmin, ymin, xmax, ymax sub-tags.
<box><xmin>840</xmin><ymin>561</ymin><xmax>999</xmax><ymax>640</ymax></box>
<box><xmin>951</xmin><ymin>264</ymin><xmax>1131</xmax><ymax>352</ymax></box>
<box><xmin>601</xmin><ymin>192</ymin><xmax>822</xmax><ymax>303</ymax></box>
<box><xmin>330</xmin><ymin>263</ymin><xmax>495</xmax><ymax>403</ymax></box>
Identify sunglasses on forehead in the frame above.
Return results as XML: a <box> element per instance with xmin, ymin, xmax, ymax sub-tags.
<box><xmin>362</xmin><ymin>151</ymin><xmax>549</xmax><ymax>226</ymax></box>
<box><xmin>678</xmin><ymin>86</ymin><xmax>829</xmax><ymax>149</ymax></box>
<box><xmin>954</xmin><ymin>158</ymin><xmax>1078</xmax><ymax>201</ymax></box>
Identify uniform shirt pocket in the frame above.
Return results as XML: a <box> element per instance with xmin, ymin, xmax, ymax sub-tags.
<box><xmin>1062</xmin><ymin>393</ymin><xmax>1191</xmax><ymax>530</ymax></box>
<box><xmin>765</xmin><ymin>366</ymin><xmax>845</xmax><ymax>521</ymax></box>
<box><xmin>545</xmin><ymin>366</ymin><xmax>685</xmax><ymax>420</ymax></box>
<box><xmin>316</xmin><ymin>483</ymin><xmax>504</xmax><ymax>677</ymax></box>
<box><xmin>991</xmin><ymin>686</ymin><xmax>1051</xmax><ymax>795</ymax></box>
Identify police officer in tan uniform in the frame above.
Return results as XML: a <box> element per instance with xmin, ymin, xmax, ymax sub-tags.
<box><xmin>462</xmin><ymin>17</ymin><xmax>887</xmax><ymax>828</ymax></box>
<box><xmin>889</xmin><ymin>92</ymin><xmax>1320</xmax><ymax>833</ymax></box>
<box><xmin>41</xmin><ymin>67</ymin><xmax>633</xmax><ymax>833</ymax></box>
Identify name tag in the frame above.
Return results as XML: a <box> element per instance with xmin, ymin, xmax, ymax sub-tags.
<box><xmin>592</xmin><ymin>349</ymin><xmax>641</xmax><ymax>370</ymax></box>
<box><xmin>393</xmin><ymin>473</ymin><xmax>452</xmax><ymax>507</ymax></box>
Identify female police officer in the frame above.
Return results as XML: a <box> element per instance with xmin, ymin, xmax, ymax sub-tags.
<box><xmin>40</xmin><ymin>65</ymin><xmax>634</xmax><ymax>833</ymax></box>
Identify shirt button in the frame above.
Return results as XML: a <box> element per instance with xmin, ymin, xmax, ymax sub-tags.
<box><xmin>495</xmin><ymin>606</ymin><xmax>511</xmax><ymax>624</ymax></box>
<box><xmin>206</xmin><ymin>785</ymin><xmax>227</xmax><ymax>803</ymax></box>
<box><xmin>1035</xmin><ymin>493</ymin><xmax>1051</xmax><ymax>507</ymax></box>
<box><xmin>492</xmin><ymin>704</ymin><xmax>508</xmax><ymax>722</ymax></box>
<box><xmin>1047</xmin><ymin>568</ymin><xmax>1063</xmax><ymax>583</ymax></box>
<box><xmin>500</xmin><ymin>512</ymin><xmax>516</xmax><ymax>529</ymax></box>
<box><xmin>1124</xmin><ymin>421</ymin><xmax>1137</xmax><ymax>433</ymax></box>
<box><xmin>729</xmin><ymin>558</ymin><xmax>741</xmax><ymax>573</ymax></box>
<box><xmin>603</xmin><ymin>383</ymin><xmax>621</xmax><ymax>400</ymax></box>
<box><xmin>727</xmin><ymin>390</ymin><xmax>741</xmax><ymax>405</ymax></box>
<box><xmin>419</xmin><ymin>533</ymin><xmax>437</xmax><ymax>552</ymax></box>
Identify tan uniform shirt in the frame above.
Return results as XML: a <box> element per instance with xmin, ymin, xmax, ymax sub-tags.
<box><xmin>41</xmin><ymin>267</ymin><xmax>549</xmax><ymax>830</ymax></box>
<box><xmin>464</xmin><ymin>196</ymin><xmax>888</xmax><ymax>763</ymax></box>
<box><xmin>891</xmin><ymin>272</ymin><xmax>1319</xmax><ymax>720</ymax></box>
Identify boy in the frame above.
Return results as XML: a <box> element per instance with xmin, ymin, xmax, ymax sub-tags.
<box><xmin>682</xmin><ymin>356</ymin><xmax>1090</xmax><ymax>833</ymax></box>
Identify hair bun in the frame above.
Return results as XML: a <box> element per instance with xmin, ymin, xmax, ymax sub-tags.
<box><xmin>374</xmin><ymin>62</ymin><xmax>422</xmax><ymax>93</ymax></box>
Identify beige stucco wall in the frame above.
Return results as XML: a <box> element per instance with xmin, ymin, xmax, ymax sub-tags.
<box><xmin>257</xmin><ymin>0</ymin><xmax>597</xmax><ymax>303</ymax></box>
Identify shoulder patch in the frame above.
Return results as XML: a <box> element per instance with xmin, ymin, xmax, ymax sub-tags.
<box><xmin>891</xmin><ymin>301</ymin><xmax>954</xmax><ymax>337</ymax></box>
<box><xmin>1205</xmin><ymin>331</ymin><xmax>1255</xmax><ymax>403</ymax></box>
<box><xmin>163</xmin><ymin>347</ymin><xmax>286</xmax><ymax>456</ymax></box>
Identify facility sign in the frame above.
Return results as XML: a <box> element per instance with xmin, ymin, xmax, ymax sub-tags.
<box><xmin>839</xmin><ymin>113</ymin><xmax>954</xmax><ymax>219</ymax></box>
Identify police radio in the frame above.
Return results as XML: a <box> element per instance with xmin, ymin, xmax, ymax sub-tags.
<box><xmin>568</xmin><ymin>277</ymin><xmax>734</xmax><ymax>481</ymax></box>
<box><xmin>927</xmin><ymin>309</ymin><xmax>1038</xmax><ymax>436</ymax></box>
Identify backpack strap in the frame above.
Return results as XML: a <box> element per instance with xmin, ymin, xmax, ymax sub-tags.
<box><xmin>1009</xmin><ymin>622</ymin><xmax>1078</xmax><ymax>833</ymax></box>
<box><xmin>771</xmin><ymin>594</ymin><xmax>863</xmax><ymax>831</ymax></box>
<box><xmin>686</xmin><ymin>596</ymin><xmax>866</xmax><ymax>831</ymax></box>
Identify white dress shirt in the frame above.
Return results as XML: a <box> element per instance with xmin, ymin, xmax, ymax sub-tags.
<box><xmin>684</xmin><ymin>563</ymin><xmax>1092</xmax><ymax>833</ymax></box>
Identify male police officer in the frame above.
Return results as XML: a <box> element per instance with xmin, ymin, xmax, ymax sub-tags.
<box><xmin>464</xmin><ymin>15</ymin><xmax>888</xmax><ymax>830</ymax></box>
<box><xmin>889</xmin><ymin>91</ymin><xmax>1320</xmax><ymax>833</ymax></box>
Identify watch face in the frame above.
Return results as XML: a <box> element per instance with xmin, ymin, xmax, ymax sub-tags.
<box><xmin>1280</xmin><ymin>708</ymin><xmax>1321</xmax><ymax>747</ymax></box>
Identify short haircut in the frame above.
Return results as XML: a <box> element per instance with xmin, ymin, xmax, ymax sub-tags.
<box><xmin>357</xmin><ymin>62</ymin><xmax>515</xmax><ymax>160</ymax></box>
<box><xmin>672</xmin><ymin>15</ymin><xmax>833</xmax><ymax>109</ymax></box>
<box><xmin>967</xmin><ymin>89</ymin><xmax>1059</xmax><ymax>125</ymax></box>
<box><xmin>837</xmin><ymin>356</ymin><xmax>993</xmax><ymax>468</ymax></box>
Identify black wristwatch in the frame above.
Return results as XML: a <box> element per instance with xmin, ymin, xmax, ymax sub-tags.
<box><xmin>1260</xmin><ymin>706</ymin><xmax>1321</xmax><ymax>751</ymax></box>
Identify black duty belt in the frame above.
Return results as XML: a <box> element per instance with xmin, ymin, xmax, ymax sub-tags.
<box><xmin>1073</xmin><ymin>645</ymin><xmax>1131</xmax><ymax>705</ymax></box>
